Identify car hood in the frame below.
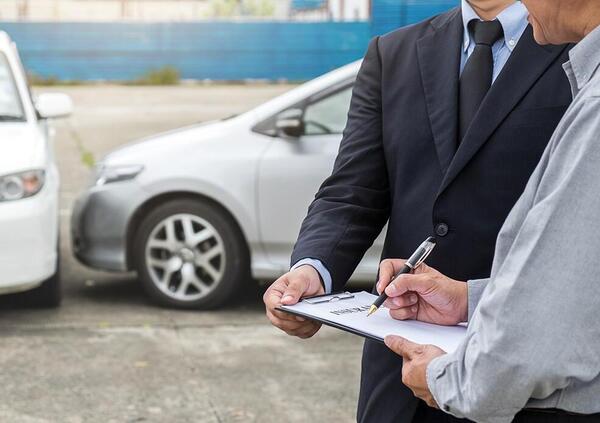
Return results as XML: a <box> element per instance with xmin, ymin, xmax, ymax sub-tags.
<box><xmin>0</xmin><ymin>124</ymin><xmax>46</xmax><ymax>175</ymax></box>
<box><xmin>102</xmin><ymin>118</ymin><xmax>246</xmax><ymax>166</ymax></box>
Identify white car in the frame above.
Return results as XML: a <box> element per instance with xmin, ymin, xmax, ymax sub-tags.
<box><xmin>0</xmin><ymin>32</ymin><xmax>72</xmax><ymax>306</ymax></box>
<box><xmin>72</xmin><ymin>60</ymin><xmax>384</xmax><ymax>309</ymax></box>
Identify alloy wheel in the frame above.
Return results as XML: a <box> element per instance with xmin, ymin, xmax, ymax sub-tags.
<box><xmin>144</xmin><ymin>213</ymin><xmax>226</xmax><ymax>302</ymax></box>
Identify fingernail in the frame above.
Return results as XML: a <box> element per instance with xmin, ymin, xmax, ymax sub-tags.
<box><xmin>410</xmin><ymin>295</ymin><xmax>417</xmax><ymax>303</ymax></box>
<box><xmin>411</xmin><ymin>306</ymin><xmax>418</xmax><ymax>313</ymax></box>
<box><xmin>295</xmin><ymin>316</ymin><xmax>306</xmax><ymax>322</ymax></box>
<box><xmin>282</xmin><ymin>295</ymin><xmax>294</xmax><ymax>303</ymax></box>
<box><xmin>386</xmin><ymin>285</ymin><xmax>397</xmax><ymax>295</ymax></box>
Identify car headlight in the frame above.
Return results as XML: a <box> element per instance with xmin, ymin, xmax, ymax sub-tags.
<box><xmin>0</xmin><ymin>170</ymin><xmax>45</xmax><ymax>202</ymax></box>
<box><xmin>94</xmin><ymin>164</ymin><xmax>144</xmax><ymax>186</ymax></box>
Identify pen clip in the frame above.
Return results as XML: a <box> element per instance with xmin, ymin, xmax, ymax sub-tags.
<box><xmin>413</xmin><ymin>247</ymin><xmax>434</xmax><ymax>268</ymax></box>
<box><xmin>303</xmin><ymin>292</ymin><xmax>355</xmax><ymax>304</ymax></box>
<box><xmin>406</xmin><ymin>237</ymin><xmax>437</xmax><ymax>270</ymax></box>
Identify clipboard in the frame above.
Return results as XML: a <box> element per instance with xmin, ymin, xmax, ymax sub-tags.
<box><xmin>276</xmin><ymin>291</ymin><xmax>384</xmax><ymax>343</ymax></box>
<box><xmin>276</xmin><ymin>291</ymin><xmax>467</xmax><ymax>353</ymax></box>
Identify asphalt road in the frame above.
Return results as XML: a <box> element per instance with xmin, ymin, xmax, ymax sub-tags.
<box><xmin>0</xmin><ymin>85</ymin><xmax>368</xmax><ymax>422</ymax></box>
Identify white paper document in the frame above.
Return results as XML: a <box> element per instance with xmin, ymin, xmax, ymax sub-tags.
<box><xmin>279</xmin><ymin>291</ymin><xmax>467</xmax><ymax>353</ymax></box>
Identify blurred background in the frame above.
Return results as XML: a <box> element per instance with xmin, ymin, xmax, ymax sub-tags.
<box><xmin>0</xmin><ymin>1</ymin><xmax>457</xmax><ymax>422</ymax></box>
<box><xmin>2</xmin><ymin>0</ymin><xmax>457</xmax><ymax>82</ymax></box>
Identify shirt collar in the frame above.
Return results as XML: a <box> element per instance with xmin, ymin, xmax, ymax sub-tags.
<box><xmin>566</xmin><ymin>24</ymin><xmax>600</xmax><ymax>93</ymax></box>
<box><xmin>461</xmin><ymin>0</ymin><xmax>529</xmax><ymax>53</ymax></box>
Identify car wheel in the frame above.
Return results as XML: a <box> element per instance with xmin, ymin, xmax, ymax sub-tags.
<box><xmin>133</xmin><ymin>198</ymin><xmax>249</xmax><ymax>309</ymax></box>
<box><xmin>28</xmin><ymin>252</ymin><xmax>62</xmax><ymax>308</ymax></box>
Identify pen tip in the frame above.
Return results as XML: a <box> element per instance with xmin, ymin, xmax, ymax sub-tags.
<box><xmin>367</xmin><ymin>305</ymin><xmax>377</xmax><ymax>317</ymax></box>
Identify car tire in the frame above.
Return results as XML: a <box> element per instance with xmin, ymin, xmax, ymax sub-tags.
<box><xmin>28</xmin><ymin>253</ymin><xmax>62</xmax><ymax>308</ymax></box>
<box><xmin>133</xmin><ymin>198</ymin><xmax>249</xmax><ymax>309</ymax></box>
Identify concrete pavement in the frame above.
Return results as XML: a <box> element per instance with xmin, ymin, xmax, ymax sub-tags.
<box><xmin>0</xmin><ymin>85</ymin><xmax>367</xmax><ymax>422</ymax></box>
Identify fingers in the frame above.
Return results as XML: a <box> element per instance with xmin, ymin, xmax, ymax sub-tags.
<box><xmin>266</xmin><ymin>308</ymin><xmax>313</xmax><ymax>331</ymax></box>
<box><xmin>266</xmin><ymin>308</ymin><xmax>321</xmax><ymax>338</ymax></box>
<box><xmin>266</xmin><ymin>308</ymin><xmax>302</xmax><ymax>329</ymax></box>
<box><xmin>412</xmin><ymin>262</ymin><xmax>432</xmax><ymax>275</ymax></box>
<box><xmin>264</xmin><ymin>277</ymin><xmax>304</xmax><ymax>325</ymax></box>
<box><xmin>281</xmin><ymin>274</ymin><xmax>313</xmax><ymax>305</ymax></box>
<box><xmin>385</xmin><ymin>273</ymin><xmax>436</xmax><ymax>298</ymax></box>
<box><xmin>389</xmin><ymin>305</ymin><xmax>418</xmax><ymax>321</ymax></box>
<box><xmin>263</xmin><ymin>271</ymin><xmax>322</xmax><ymax>338</ymax></box>
<box><xmin>271</xmin><ymin>307</ymin><xmax>304</xmax><ymax>322</ymax></box>
<box><xmin>377</xmin><ymin>259</ymin><xmax>406</xmax><ymax>293</ymax></box>
<box><xmin>384</xmin><ymin>335</ymin><xmax>422</xmax><ymax>360</ymax></box>
<box><xmin>263</xmin><ymin>279</ymin><xmax>291</xmax><ymax>314</ymax></box>
<box><xmin>425</xmin><ymin>398</ymin><xmax>439</xmax><ymax>409</ymax></box>
<box><xmin>377</xmin><ymin>259</ymin><xmax>395</xmax><ymax>294</ymax></box>
<box><xmin>295</xmin><ymin>322</ymin><xmax>322</xmax><ymax>339</ymax></box>
<box><xmin>383</xmin><ymin>293</ymin><xmax>418</xmax><ymax>309</ymax></box>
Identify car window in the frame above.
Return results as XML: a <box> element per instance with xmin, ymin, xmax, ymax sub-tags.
<box><xmin>0</xmin><ymin>53</ymin><xmax>25</xmax><ymax>121</ymax></box>
<box><xmin>303</xmin><ymin>86</ymin><xmax>352</xmax><ymax>136</ymax></box>
<box><xmin>13</xmin><ymin>45</ymin><xmax>36</xmax><ymax>107</ymax></box>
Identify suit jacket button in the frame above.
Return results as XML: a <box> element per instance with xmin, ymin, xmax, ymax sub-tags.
<box><xmin>435</xmin><ymin>223</ymin><xmax>449</xmax><ymax>237</ymax></box>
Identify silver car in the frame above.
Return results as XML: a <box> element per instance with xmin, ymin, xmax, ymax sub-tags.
<box><xmin>71</xmin><ymin>61</ymin><xmax>384</xmax><ymax>309</ymax></box>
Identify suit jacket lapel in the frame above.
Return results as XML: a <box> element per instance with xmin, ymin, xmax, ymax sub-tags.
<box><xmin>438</xmin><ymin>26</ymin><xmax>569</xmax><ymax>195</ymax></box>
<box><xmin>417</xmin><ymin>9</ymin><xmax>463</xmax><ymax>174</ymax></box>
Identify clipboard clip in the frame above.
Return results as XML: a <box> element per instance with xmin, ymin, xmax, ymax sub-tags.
<box><xmin>303</xmin><ymin>291</ymin><xmax>355</xmax><ymax>304</ymax></box>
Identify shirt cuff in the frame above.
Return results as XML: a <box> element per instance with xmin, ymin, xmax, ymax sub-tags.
<box><xmin>467</xmin><ymin>278</ymin><xmax>490</xmax><ymax>322</ymax></box>
<box><xmin>291</xmin><ymin>258</ymin><xmax>333</xmax><ymax>294</ymax></box>
<box><xmin>426</xmin><ymin>353</ymin><xmax>459</xmax><ymax>417</ymax></box>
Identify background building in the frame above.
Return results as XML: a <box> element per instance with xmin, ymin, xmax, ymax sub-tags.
<box><xmin>0</xmin><ymin>0</ymin><xmax>458</xmax><ymax>81</ymax></box>
<box><xmin>0</xmin><ymin>0</ymin><xmax>370</xmax><ymax>22</ymax></box>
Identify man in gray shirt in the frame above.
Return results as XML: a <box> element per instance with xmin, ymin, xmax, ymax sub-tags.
<box><xmin>379</xmin><ymin>0</ymin><xmax>600</xmax><ymax>421</ymax></box>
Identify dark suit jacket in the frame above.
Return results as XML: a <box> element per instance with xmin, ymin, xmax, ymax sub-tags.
<box><xmin>290</xmin><ymin>7</ymin><xmax>573</xmax><ymax>423</ymax></box>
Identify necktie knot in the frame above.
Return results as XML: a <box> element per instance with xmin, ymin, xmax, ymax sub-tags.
<box><xmin>470</xmin><ymin>19</ymin><xmax>504</xmax><ymax>46</ymax></box>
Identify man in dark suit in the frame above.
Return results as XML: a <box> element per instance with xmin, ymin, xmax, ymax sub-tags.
<box><xmin>264</xmin><ymin>0</ymin><xmax>573</xmax><ymax>421</ymax></box>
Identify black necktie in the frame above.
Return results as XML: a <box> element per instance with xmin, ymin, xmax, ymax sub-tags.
<box><xmin>459</xmin><ymin>19</ymin><xmax>504</xmax><ymax>142</ymax></box>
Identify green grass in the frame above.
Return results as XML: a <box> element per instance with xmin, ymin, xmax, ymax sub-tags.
<box><xmin>81</xmin><ymin>151</ymin><xmax>96</xmax><ymax>168</ymax></box>
<box><xmin>28</xmin><ymin>72</ymin><xmax>84</xmax><ymax>86</ymax></box>
<box><xmin>29</xmin><ymin>66</ymin><xmax>181</xmax><ymax>86</ymax></box>
<box><xmin>131</xmin><ymin>66</ymin><xmax>181</xmax><ymax>85</ymax></box>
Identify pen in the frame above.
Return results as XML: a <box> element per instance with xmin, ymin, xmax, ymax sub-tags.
<box><xmin>367</xmin><ymin>236</ymin><xmax>437</xmax><ymax>317</ymax></box>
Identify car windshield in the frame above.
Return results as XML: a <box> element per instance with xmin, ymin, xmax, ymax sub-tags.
<box><xmin>0</xmin><ymin>52</ymin><xmax>25</xmax><ymax>121</ymax></box>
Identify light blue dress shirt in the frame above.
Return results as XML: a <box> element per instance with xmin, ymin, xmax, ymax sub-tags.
<box><xmin>460</xmin><ymin>0</ymin><xmax>529</xmax><ymax>81</ymax></box>
<box><xmin>292</xmin><ymin>1</ymin><xmax>529</xmax><ymax>294</ymax></box>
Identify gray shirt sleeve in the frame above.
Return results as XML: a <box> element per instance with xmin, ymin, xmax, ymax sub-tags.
<box><xmin>426</xmin><ymin>99</ymin><xmax>600</xmax><ymax>422</ymax></box>
<box><xmin>466</xmin><ymin>278</ymin><xmax>489</xmax><ymax>322</ymax></box>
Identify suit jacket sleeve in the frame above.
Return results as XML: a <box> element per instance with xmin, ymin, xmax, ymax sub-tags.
<box><xmin>290</xmin><ymin>36</ymin><xmax>390</xmax><ymax>292</ymax></box>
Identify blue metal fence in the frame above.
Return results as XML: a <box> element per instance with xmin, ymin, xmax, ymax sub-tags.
<box><xmin>0</xmin><ymin>0</ymin><xmax>459</xmax><ymax>81</ymax></box>
<box><xmin>292</xmin><ymin>0</ymin><xmax>326</xmax><ymax>10</ymax></box>
<box><xmin>1</xmin><ymin>21</ymin><xmax>371</xmax><ymax>81</ymax></box>
<box><xmin>372</xmin><ymin>0</ymin><xmax>458</xmax><ymax>34</ymax></box>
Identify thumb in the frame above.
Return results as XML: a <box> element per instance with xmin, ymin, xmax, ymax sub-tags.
<box><xmin>384</xmin><ymin>335</ymin><xmax>419</xmax><ymax>360</ymax></box>
<box><xmin>281</xmin><ymin>276</ymin><xmax>310</xmax><ymax>305</ymax></box>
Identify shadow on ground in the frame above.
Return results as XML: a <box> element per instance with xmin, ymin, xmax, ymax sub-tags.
<box><xmin>0</xmin><ymin>268</ymin><xmax>269</xmax><ymax>313</ymax></box>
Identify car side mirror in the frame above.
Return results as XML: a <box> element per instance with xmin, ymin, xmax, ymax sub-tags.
<box><xmin>275</xmin><ymin>108</ymin><xmax>304</xmax><ymax>138</ymax></box>
<box><xmin>35</xmin><ymin>93</ymin><xmax>73</xmax><ymax>119</ymax></box>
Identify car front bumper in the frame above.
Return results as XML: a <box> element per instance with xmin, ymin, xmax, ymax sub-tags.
<box><xmin>0</xmin><ymin>185</ymin><xmax>58</xmax><ymax>293</ymax></box>
<box><xmin>71</xmin><ymin>180</ymin><xmax>147</xmax><ymax>272</ymax></box>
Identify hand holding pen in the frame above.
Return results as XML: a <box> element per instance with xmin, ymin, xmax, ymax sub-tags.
<box><xmin>372</xmin><ymin>245</ymin><xmax>470</xmax><ymax>325</ymax></box>
<box><xmin>368</xmin><ymin>237</ymin><xmax>437</xmax><ymax>317</ymax></box>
